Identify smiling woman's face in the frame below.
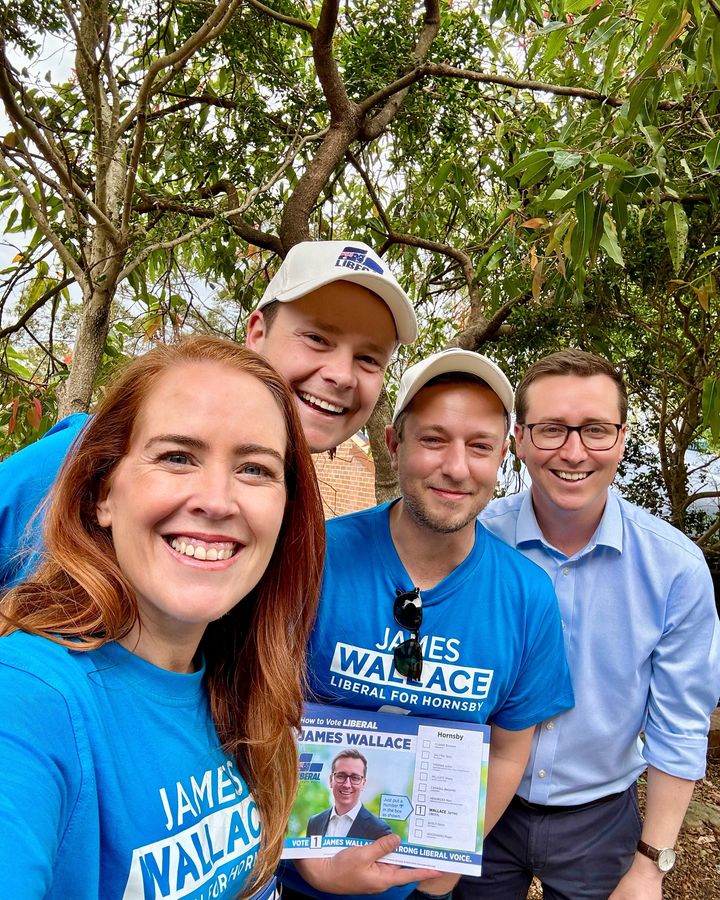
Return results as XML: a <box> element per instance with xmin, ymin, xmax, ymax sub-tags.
<box><xmin>95</xmin><ymin>360</ymin><xmax>288</xmax><ymax>670</ymax></box>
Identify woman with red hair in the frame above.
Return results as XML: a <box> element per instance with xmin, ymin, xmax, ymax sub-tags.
<box><xmin>0</xmin><ymin>336</ymin><xmax>325</xmax><ymax>899</ymax></box>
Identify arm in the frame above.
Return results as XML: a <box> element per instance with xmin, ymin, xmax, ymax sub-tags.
<box><xmin>484</xmin><ymin>723</ymin><xmax>535</xmax><ymax>835</ymax></box>
<box><xmin>0</xmin><ymin>414</ymin><xmax>87</xmax><ymax>588</ymax></box>
<box><xmin>0</xmin><ymin>660</ymin><xmax>79</xmax><ymax>894</ymax></box>
<box><xmin>609</xmin><ymin>553</ymin><xmax>718</xmax><ymax>899</ymax></box>
<box><xmin>608</xmin><ymin>767</ymin><xmax>695</xmax><ymax>899</ymax></box>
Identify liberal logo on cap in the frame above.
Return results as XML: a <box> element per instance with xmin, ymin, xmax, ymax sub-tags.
<box><xmin>336</xmin><ymin>246</ymin><xmax>384</xmax><ymax>275</ymax></box>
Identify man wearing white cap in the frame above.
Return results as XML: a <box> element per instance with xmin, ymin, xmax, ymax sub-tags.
<box><xmin>0</xmin><ymin>240</ymin><xmax>416</xmax><ymax>587</ymax></box>
<box><xmin>279</xmin><ymin>349</ymin><xmax>574</xmax><ymax>900</ymax></box>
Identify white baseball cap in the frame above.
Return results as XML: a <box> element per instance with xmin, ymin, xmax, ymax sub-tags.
<box><xmin>392</xmin><ymin>348</ymin><xmax>514</xmax><ymax>422</ymax></box>
<box><xmin>256</xmin><ymin>240</ymin><xmax>417</xmax><ymax>344</ymax></box>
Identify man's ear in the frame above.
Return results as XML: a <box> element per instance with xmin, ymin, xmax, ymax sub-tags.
<box><xmin>385</xmin><ymin>425</ymin><xmax>400</xmax><ymax>472</ymax></box>
<box><xmin>513</xmin><ymin>422</ymin><xmax>526</xmax><ymax>461</ymax></box>
<box><xmin>500</xmin><ymin>437</ymin><xmax>511</xmax><ymax>462</ymax></box>
<box><xmin>245</xmin><ymin>310</ymin><xmax>267</xmax><ymax>351</ymax></box>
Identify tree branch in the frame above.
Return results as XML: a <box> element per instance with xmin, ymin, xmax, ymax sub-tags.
<box><xmin>359</xmin><ymin>62</ymin><xmax>685</xmax><ymax>115</ymax></box>
<box><xmin>0</xmin><ymin>277</ymin><xmax>74</xmax><ymax>339</ymax></box>
<box><xmin>120</xmin><ymin>0</ymin><xmax>244</xmax><ymax>232</ymax></box>
<box><xmin>244</xmin><ymin>0</ymin><xmax>313</xmax><ymax>33</ymax></box>
<box><xmin>0</xmin><ymin>154</ymin><xmax>87</xmax><ymax>287</ymax></box>
<box><xmin>361</xmin><ymin>0</ymin><xmax>441</xmax><ymax>140</ymax></box>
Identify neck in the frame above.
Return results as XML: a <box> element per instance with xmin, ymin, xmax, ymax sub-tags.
<box><xmin>530</xmin><ymin>490</ymin><xmax>607</xmax><ymax>557</ymax></box>
<box><xmin>119</xmin><ymin>622</ymin><xmax>200</xmax><ymax>674</ymax></box>
<box><xmin>389</xmin><ymin>500</ymin><xmax>475</xmax><ymax>589</ymax></box>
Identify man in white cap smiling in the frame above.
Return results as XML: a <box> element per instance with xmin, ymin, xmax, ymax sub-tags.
<box><xmin>0</xmin><ymin>240</ymin><xmax>417</xmax><ymax>587</ymax></box>
<box><xmin>247</xmin><ymin>240</ymin><xmax>416</xmax><ymax>453</ymax></box>
<box><xmin>279</xmin><ymin>348</ymin><xmax>574</xmax><ymax>900</ymax></box>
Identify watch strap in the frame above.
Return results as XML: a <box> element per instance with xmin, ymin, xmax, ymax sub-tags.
<box><xmin>637</xmin><ymin>840</ymin><xmax>675</xmax><ymax>872</ymax></box>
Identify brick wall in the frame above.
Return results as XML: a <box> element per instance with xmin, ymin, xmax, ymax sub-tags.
<box><xmin>313</xmin><ymin>434</ymin><xmax>377</xmax><ymax>519</ymax></box>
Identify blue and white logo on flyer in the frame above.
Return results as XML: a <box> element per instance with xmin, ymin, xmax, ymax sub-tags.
<box><xmin>283</xmin><ymin>704</ymin><xmax>489</xmax><ymax>877</ymax></box>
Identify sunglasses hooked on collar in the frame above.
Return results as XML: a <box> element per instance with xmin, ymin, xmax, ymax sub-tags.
<box><xmin>393</xmin><ymin>587</ymin><xmax>423</xmax><ymax>680</ymax></box>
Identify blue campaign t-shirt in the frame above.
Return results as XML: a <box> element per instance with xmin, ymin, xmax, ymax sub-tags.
<box><xmin>279</xmin><ymin>501</ymin><xmax>574</xmax><ymax>900</ymax></box>
<box><xmin>0</xmin><ymin>631</ymin><xmax>266</xmax><ymax>899</ymax></box>
<box><xmin>307</xmin><ymin>502</ymin><xmax>574</xmax><ymax>729</ymax></box>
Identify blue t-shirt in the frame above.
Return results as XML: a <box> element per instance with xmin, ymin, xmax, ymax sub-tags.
<box><xmin>0</xmin><ymin>412</ymin><xmax>88</xmax><ymax>587</ymax></box>
<box><xmin>0</xmin><ymin>631</ymin><xmax>267</xmax><ymax>899</ymax></box>
<box><xmin>280</xmin><ymin>501</ymin><xmax>574</xmax><ymax>900</ymax></box>
<box><xmin>308</xmin><ymin>501</ymin><xmax>573</xmax><ymax>728</ymax></box>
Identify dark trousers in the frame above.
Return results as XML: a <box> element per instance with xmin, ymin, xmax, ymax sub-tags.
<box><xmin>454</xmin><ymin>786</ymin><xmax>642</xmax><ymax>900</ymax></box>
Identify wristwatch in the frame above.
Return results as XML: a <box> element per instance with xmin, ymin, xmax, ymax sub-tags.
<box><xmin>636</xmin><ymin>839</ymin><xmax>676</xmax><ymax>872</ymax></box>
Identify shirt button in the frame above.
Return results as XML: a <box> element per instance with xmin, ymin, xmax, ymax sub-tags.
<box><xmin>562</xmin><ymin>567</ymin><xmax>570</xmax><ymax>575</ymax></box>
<box><xmin>545</xmin><ymin>722</ymin><xmax>554</xmax><ymax>731</ymax></box>
<box><xmin>562</xmin><ymin>620</ymin><xmax>566</xmax><ymax>630</ymax></box>
<box><xmin>538</xmin><ymin>770</ymin><xmax>546</xmax><ymax>778</ymax></box>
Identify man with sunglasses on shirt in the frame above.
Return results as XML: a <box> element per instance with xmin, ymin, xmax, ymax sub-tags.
<box><xmin>281</xmin><ymin>349</ymin><xmax>575</xmax><ymax>900</ymax></box>
<box><xmin>457</xmin><ymin>350</ymin><xmax>720</xmax><ymax>900</ymax></box>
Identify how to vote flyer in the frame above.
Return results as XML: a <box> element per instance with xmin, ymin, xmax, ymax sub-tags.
<box><xmin>283</xmin><ymin>703</ymin><xmax>489</xmax><ymax>876</ymax></box>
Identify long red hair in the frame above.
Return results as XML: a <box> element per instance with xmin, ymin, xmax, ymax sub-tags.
<box><xmin>1</xmin><ymin>336</ymin><xmax>325</xmax><ymax>893</ymax></box>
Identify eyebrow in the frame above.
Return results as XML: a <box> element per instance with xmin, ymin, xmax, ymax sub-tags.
<box><xmin>145</xmin><ymin>434</ymin><xmax>285</xmax><ymax>463</ymax></box>
<box><xmin>421</xmin><ymin>425</ymin><xmax>502</xmax><ymax>440</ymax></box>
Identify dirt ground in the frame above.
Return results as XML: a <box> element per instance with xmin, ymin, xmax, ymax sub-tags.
<box><xmin>526</xmin><ymin>758</ymin><xmax>720</xmax><ymax>899</ymax></box>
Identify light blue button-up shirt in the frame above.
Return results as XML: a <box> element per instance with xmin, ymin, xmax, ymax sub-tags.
<box><xmin>481</xmin><ymin>489</ymin><xmax>720</xmax><ymax>805</ymax></box>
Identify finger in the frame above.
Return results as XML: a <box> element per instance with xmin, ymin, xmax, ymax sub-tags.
<box><xmin>377</xmin><ymin>865</ymin><xmax>443</xmax><ymax>887</ymax></box>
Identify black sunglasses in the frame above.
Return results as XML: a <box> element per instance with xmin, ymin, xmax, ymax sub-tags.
<box><xmin>393</xmin><ymin>587</ymin><xmax>423</xmax><ymax>680</ymax></box>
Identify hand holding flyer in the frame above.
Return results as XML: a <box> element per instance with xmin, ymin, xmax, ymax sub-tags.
<box><xmin>283</xmin><ymin>703</ymin><xmax>490</xmax><ymax>877</ymax></box>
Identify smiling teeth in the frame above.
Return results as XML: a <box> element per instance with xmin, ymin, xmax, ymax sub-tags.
<box><xmin>557</xmin><ymin>472</ymin><xmax>589</xmax><ymax>481</ymax></box>
<box><xmin>170</xmin><ymin>538</ymin><xmax>236</xmax><ymax>560</ymax></box>
<box><xmin>298</xmin><ymin>392</ymin><xmax>345</xmax><ymax>414</ymax></box>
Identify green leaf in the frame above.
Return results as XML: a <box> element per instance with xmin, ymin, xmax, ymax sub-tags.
<box><xmin>664</xmin><ymin>201</ymin><xmax>688</xmax><ymax>274</ymax></box>
<box><xmin>702</xmin><ymin>378</ymin><xmax>720</xmax><ymax>441</ymax></box>
<box><xmin>572</xmin><ymin>191</ymin><xmax>594</xmax><ymax>264</ymax></box>
<box><xmin>704</xmin><ymin>135</ymin><xmax>720</xmax><ymax>171</ymax></box>
<box><xmin>585</xmin><ymin>17</ymin><xmax>626</xmax><ymax>53</ymax></box>
<box><xmin>594</xmin><ymin>153</ymin><xmax>635</xmax><ymax>172</ymax></box>
<box><xmin>553</xmin><ymin>150</ymin><xmax>583</xmax><ymax>170</ymax></box>
<box><xmin>599</xmin><ymin>212</ymin><xmax>625</xmax><ymax>267</ymax></box>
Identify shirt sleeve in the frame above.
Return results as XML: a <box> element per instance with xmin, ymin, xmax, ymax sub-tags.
<box><xmin>0</xmin><ymin>660</ymin><xmax>82</xmax><ymax>896</ymax></box>
<box><xmin>491</xmin><ymin>577</ymin><xmax>575</xmax><ymax>731</ymax></box>
<box><xmin>0</xmin><ymin>414</ymin><xmax>87</xmax><ymax>588</ymax></box>
<box><xmin>642</xmin><ymin>553</ymin><xmax>720</xmax><ymax>779</ymax></box>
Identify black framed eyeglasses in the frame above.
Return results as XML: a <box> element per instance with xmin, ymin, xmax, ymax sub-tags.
<box><xmin>331</xmin><ymin>772</ymin><xmax>364</xmax><ymax>785</ymax></box>
<box><xmin>522</xmin><ymin>422</ymin><xmax>623</xmax><ymax>451</ymax></box>
<box><xmin>393</xmin><ymin>587</ymin><xmax>423</xmax><ymax>680</ymax></box>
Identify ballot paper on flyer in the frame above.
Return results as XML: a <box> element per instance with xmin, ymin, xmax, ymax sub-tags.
<box><xmin>283</xmin><ymin>703</ymin><xmax>489</xmax><ymax>877</ymax></box>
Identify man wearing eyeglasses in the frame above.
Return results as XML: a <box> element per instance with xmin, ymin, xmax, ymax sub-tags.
<box><xmin>458</xmin><ymin>350</ymin><xmax>720</xmax><ymax>900</ymax></box>
<box><xmin>281</xmin><ymin>349</ymin><xmax>574</xmax><ymax>900</ymax></box>
<box><xmin>306</xmin><ymin>750</ymin><xmax>393</xmax><ymax>841</ymax></box>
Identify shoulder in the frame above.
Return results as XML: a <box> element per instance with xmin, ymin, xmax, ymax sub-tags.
<box><xmin>0</xmin><ymin>413</ymin><xmax>89</xmax><ymax>474</ymax></box>
<box><xmin>326</xmin><ymin>503</ymin><xmax>389</xmax><ymax>546</ymax></box>
<box><xmin>0</xmin><ymin>633</ymin><xmax>86</xmax><ymax>750</ymax></box>
<box><xmin>479</xmin><ymin>521</ymin><xmax>554</xmax><ymax>588</ymax></box>
<box><xmin>615</xmin><ymin>494</ymin><xmax>707</xmax><ymax>567</ymax></box>
<box><xmin>0</xmin><ymin>631</ymin><xmax>84</xmax><ymax>689</ymax></box>
<box><xmin>482</xmin><ymin>492</ymin><xmax>526</xmax><ymax>522</ymax></box>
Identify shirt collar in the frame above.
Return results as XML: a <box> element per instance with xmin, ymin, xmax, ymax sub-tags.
<box><xmin>516</xmin><ymin>489</ymin><xmax>623</xmax><ymax>556</ymax></box>
<box><xmin>332</xmin><ymin>800</ymin><xmax>362</xmax><ymax>822</ymax></box>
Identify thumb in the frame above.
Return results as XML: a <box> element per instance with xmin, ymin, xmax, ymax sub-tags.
<box><xmin>364</xmin><ymin>832</ymin><xmax>401</xmax><ymax>860</ymax></box>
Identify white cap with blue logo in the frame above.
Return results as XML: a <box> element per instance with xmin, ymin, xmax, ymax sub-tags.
<box><xmin>256</xmin><ymin>240</ymin><xmax>418</xmax><ymax>344</ymax></box>
<box><xmin>392</xmin><ymin>348</ymin><xmax>515</xmax><ymax>423</ymax></box>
